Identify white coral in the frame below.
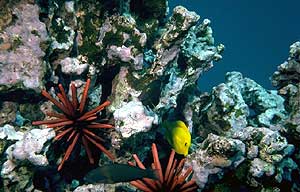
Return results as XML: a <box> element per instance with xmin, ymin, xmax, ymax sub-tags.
<box><xmin>113</xmin><ymin>100</ymin><xmax>158</xmax><ymax>138</ymax></box>
<box><xmin>11</xmin><ymin>128</ymin><xmax>55</xmax><ymax>166</ymax></box>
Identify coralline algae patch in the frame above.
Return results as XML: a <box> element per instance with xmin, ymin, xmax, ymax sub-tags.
<box><xmin>0</xmin><ymin>0</ymin><xmax>299</xmax><ymax>192</ymax></box>
<box><xmin>0</xmin><ymin>3</ymin><xmax>47</xmax><ymax>92</ymax></box>
<box><xmin>113</xmin><ymin>100</ymin><xmax>158</xmax><ymax>138</ymax></box>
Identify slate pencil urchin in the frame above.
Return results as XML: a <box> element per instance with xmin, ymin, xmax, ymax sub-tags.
<box><xmin>32</xmin><ymin>79</ymin><xmax>115</xmax><ymax>171</ymax></box>
<box><xmin>129</xmin><ymin>143</ymin><xmax>198</xmax><ymax>192</ymax></box>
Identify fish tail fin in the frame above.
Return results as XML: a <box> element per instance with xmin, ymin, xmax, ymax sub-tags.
<box><xmin>162</xmin><ymin>121</ymin><xmax>169</xmax><ymax>137</ymax></box>
<box><xmin>146</xmin><ymin>169</ymin><xmax>160</xmax><ymax>180</ymax></box>
<box><xmin>162</xmin><ymin>121</ymin><xmax>174</xmax><ymax>146</ymax></box>
<box><xmin>162</xmin><ymin>121</ymin><xmax>168</xmax><ymax>130</ymax></box>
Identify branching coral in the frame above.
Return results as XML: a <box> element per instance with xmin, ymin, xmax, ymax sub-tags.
<box><xmin>129</xmin><ymin>143</ymin><xmax>198</xmax><ymax>192</ymax></box>
<box><xmin>32</xmin><ymin>79</ymin><xmax>115</xmax><ymax>170</ymax></box>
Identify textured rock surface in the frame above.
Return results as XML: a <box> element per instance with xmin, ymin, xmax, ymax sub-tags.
<box><xmin>73</xmin><ymin>184</ymin><xmax>109</xmax><ymax>192</ymax></box>
<box><xmin>11</xmin><ymin>128</ymin><xmax>55</xmax><ymax>166</ymax></box>
<box><xmin>0</xmin><ymin>2</ymin><xmax>47</xmax><ymax>93</ymax></box>
<box><xmin>0</xmin><ymin>124</ymin><xmax>24</xmax><ymax>141</ymax></box>
<box><xmin>113</xmin><ymin>100</ymin><xmax>158</xmax><ymax>138</ymax></box>
<box><xmin>1</xmin><ymin>128</ymin><xmax>55</xmax><ymax>191</ymax></box>
<box><xmin>199</xmin><ymin>80</ymin><xmax>249</xmax><ymax>137</ymax></box>
<box><xmin>196</xmin><ymin>72</ymin><xmax>286</xmax><ymax>138</ymax></box>
<box><xmin>73</xmin><ymin>183</ymin><xmax>134</xmax><ymax>192</ymax></box>
<box><xmin>1</xmin><ymin>161</ymin><xmax>34</xmax><ymax>192</ymax></box>
<box><xmin>108</xmin><ymin>66</ymin><xmax>140</xmax><ymax>113</ymax></box>
<box><xmin>96</xmin><ymin>14</ymin><xmax>147</xmax><ymax>69</ymax></box>
<box><xmin>0</xmin><ymin>124</ymin><xmax>24</xmax><ymax>159</ymax></box>
<box><xmin>151</xmin><ymin>6</ymin><xmax>200</xmax><ymax>76</ymax></box>
<box><xmin>185</xmin><ymin>134</ymin><xmax>245</xmax><ymax>189</ymax></box>
<box><xmin>272</xmin><ymin>41</ymin><xmax>300</xmax><ymax>143</ymax></box>
<box><xmin>180</xmin><ymin>19</ymin><xmax>224</xmax><ymax>84</ymax></box>
<box><xmin>59</xmin><ymin>57</ymin><xmax>89</xmax><ymax>75</ymax></box>
<box><xmin>282</xmin><ymin>85</ymin><xmax>300</xmax><ymax>141</ymax></box>
<box><xmin>155</xmin><ymin>72</ymin><xmax>186</xmax><ymax>112</ymax></box>
<box><xmin>233</xmin><ymin>126</ymin><xmax>296</xmax><ymax>187</ymax></box>
<box><xmin>0</xmin><ymin>102</ymin><xmax>17</xmax><ymax>126</ymax></box>
<box><xmin>272</xmin><ymin>41</ymin><xmax>300</xmax><ymax>89</ymax></box>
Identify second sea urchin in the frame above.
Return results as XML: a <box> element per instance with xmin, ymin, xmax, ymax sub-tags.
<box><xmin>32</xmin><ymin>79</ymin><xmax>115</xmax><ymax>171</ymax></box>
<box><xmin>129</xmin><ymin>143</ymin><xmax>198</xmax><ymax>192</ymax></box>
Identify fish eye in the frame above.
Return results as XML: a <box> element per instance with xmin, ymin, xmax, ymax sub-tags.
<box><xmin>184</xmin><ymin>143</ymin><xmax>187</xmax><ymax>146</ymax></box>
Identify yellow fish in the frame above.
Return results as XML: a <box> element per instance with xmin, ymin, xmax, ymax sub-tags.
<box><xmin>163</xmin><ymin>120</ymin><xmax>191</xmax><ymax>156</ymax></box>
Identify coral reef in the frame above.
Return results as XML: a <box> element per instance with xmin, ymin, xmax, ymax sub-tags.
<box><xmin>1</xmin><ymin>0</ymin><xmax>223</xmax><ymax>191</ymax></box>
<box><xmin>185</xmin><ymin>134</ymin><xmax>245</xmax><ymax>189</ymax></box>
<box><xmin>0</xmin><ymin>0</ymin><xmax>299</xmax><ymax>191</ymax></box>
<box><xmin>1</xmin><ymin>128</ymin><xmax>55</xmax><ymax>191</ymax></box>
<box><xmin>0</xmin><ymin>102</ymin><xmax>17</xmax><ymax>126</ymax></box>
<box><xmin>180</xmin><ymin>18</ymin><xmax>224</xmax><ymax>83</ymax></box>
<box><xmin>233</xmin><ymin>126</ymin><xmax>296</xmax><ymax>187</ymax></box>
<box><xmin>195</xmin><ymin>71</ymin><xmax>286</xmax><ymax>138</ymax></box>
<box><xmin>272</xmin><ymin>41</ymin><xmax>300</xmax><ymax>142</ymax></box>
<box><xmin>10</xmin><ymin>128</ymin><xmax>55</xmax><ymax>166</ymax></box>
<box><xmin>0</xmin><ymin>124</ymin><xmax>23</xmax><ymax>141</ymax></box>
<box><xmin>113</xmin><ymin>100</ymin><xmax>158</xmax><ymax>138</ymax></box>
<box><xmin>272</xmin><ymin>42</ymin><xmax>300</xmax><ymax>89</ymax></box>
<box><xmin>0</xmin><ymin>2</ymin><xmax>47</xmax><ymax>93</ymax></box>
<box><xmin>0</xmin><ymin>124</ymin><xmax>24</xmax><ymax>156</ymax></box>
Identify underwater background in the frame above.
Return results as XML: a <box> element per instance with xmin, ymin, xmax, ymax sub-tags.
<box><xmin>0</xmin><ymin>0</ymin><xmax>299</xmax><ymax>191</ymax></box>
<box><xmin>171</xmin><ymin>0</ymin><xmax>300</xmax><ymax>91</ymax></box>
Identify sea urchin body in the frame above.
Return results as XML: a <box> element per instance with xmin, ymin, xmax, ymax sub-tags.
<box><xmin>32</xmin><ymin>79</ymin><xmax>115</xmax><ymax>171</ymax></box>
<box><xmin>129</xmin><ymin>143</ymin><xmax>198</xmax><ymax>192</ymax></box>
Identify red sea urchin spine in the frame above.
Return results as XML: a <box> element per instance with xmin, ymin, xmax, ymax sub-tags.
<box><xmin>84</xmin><ymin>134</ymin><xmax>115</xmax><ymax>160</ymax></box>
<box><xmin>129</xmin><ymin>143</ymin><xmax>198</xmax><ymax>192</ymax></box>
<box><xmin>82</xmin><ymin>100</ymin><xmax>111</xmax><ymax>117</ymax></box>
<box><xmin>71</xmin><ymin>83</ymin><xmax>78</xmax><ymax>109</ymax></box>
<box><xmin>41</xmin><ymin>90</ymin><xmax>71</xmax><ymax>116</ymax></box>
<box><xmin>152</xmin><ymin>143</ymin><xmax>164</xmax><ymax>184</ymax></box>
<box><xmin>82</xmin><ymin>136</ymin><xmax>94</xmax><ymax>164</ymax></box>
<box><xmin>32</xmin><ymin>79</ymin><xmax>115</xmax><ymax>171</ymax></box>
<box><xmin>129</xmin><ymin>155</ymin><xmax>158</xmax><ymax>191</ymax></box>
<box><xmin>164</xmin><ymin>149</ymin><xmax>175</xmax><ymax>181</ymax></box>
<box><xmin>86</xmin><ymin>123</ymin><xmax>114</xmax><ymax>129</ymax></box>
<box><xmin>79</xmin><ymin>78</ymin><xmax>91</xmax><ymax>113</ymax></box>
<box><xmin>54</xmin><ymin>127</ymin><xmax>73</xmax><ymax>141</ymax></box>
<box><xmin>45</xmin><ymin>111</ymin><xmax>66</xmax><ymax>118</ymax></box>
<box><xmin>58</xmin><ymin>132</ymin><xmax>80</xmax><ymax>171</ymax></box>
<box><xmin>82</xmin><ymin>129</ymin><xmax>105</xmax><ymax>142</ymax></box>
<box><xmin>58</xmin><ymin>84</ymin><xmax>75</xmax><ymax>113</ymax></box>
<box><xmin>32</xmin><ymin>118</ymin><xmax>69</xmax><ymax>126</ymax></box>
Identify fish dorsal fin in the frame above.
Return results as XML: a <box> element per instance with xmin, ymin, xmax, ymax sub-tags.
<box><xmin>175</xmin><ymin>121</ymin><xmax>188</xmax><ymax>130</ymax></box>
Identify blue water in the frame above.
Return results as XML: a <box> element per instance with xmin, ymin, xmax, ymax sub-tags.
<box><xmin>170</xmin><ymin>0</ymin><xmax>300</xmax><ymax>91</ymax></box>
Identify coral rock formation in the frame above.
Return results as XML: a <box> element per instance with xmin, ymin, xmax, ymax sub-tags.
<box><xmin>0</xmin><ymin>2</ymin><xmax>47</xmax><ymax>93</ymax></box>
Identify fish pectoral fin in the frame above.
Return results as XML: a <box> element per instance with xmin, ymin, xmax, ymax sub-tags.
<box><xmin>151</xmin><ymin>169</ymin><xmax>160</xmax><ymax>180</ymax></box>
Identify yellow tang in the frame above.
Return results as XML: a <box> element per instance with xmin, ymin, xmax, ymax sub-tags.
<box><xmin>163</xmin><ymin>120</ymin><xmax>191</xmax><ymax>156</ymax></box>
